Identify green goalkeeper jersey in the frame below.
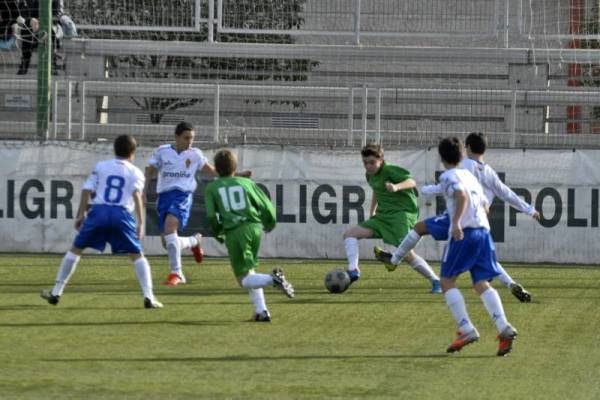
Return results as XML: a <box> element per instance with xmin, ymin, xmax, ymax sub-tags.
<box><xmin>204</xmin><ymin>176</ymin><xmax>276</xmax><ymax>242</ymax></box>
<box><xmin>366</xmin><ymin>161</ymin><xmax>418</xmax><ymax>214</ymax></box>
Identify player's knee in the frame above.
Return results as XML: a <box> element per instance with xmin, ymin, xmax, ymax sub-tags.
<box><xmin>440</xmin><ymin>278</ymin><xmax>455</xmax><ymax>292</ymax></box>
<box><xmin>129</xmin><ymin>253</ymin><xmax>143</xmax><ymax>262</ymax></box>
<box><xmin>414</xmin><ymin>221</ymin><xmax>428</xmax><ymax>236</ymax></box>
<box><xmin>403</xmin><ymin>251</ymin><xmax>415</xmax><ymax>263</ymax></box>
<box><xmin>473</xmin><ymin>280</ymin><xmax>491</xmax><ymax>295</ymax></box>
<box><xmin>164</xmin><ymin>233</ymin><xmax>179</xmax><ymax>250</ymax></box>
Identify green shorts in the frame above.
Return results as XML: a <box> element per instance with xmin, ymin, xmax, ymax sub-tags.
<box><xmin>224</xmin><ymin>223</ymin><xmax>263</xmax><ymax>277</ymax></box>
<box><xmin>359</xmin><ymin>211</ymin><xmax>417</xmax><ymax>246</ymax></box>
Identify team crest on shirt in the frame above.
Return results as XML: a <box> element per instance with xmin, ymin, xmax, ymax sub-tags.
<box><xmin>185</xmin><ymin>158</ymin><xmax>191</xmax><ymax>168</ymax></box>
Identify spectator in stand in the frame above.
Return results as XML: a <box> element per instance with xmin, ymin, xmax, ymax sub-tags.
<box><xmin>16</xmin><ymin>0</ymin><xmax>76</xmax><ymax>75</ymax></box>
<box><xmin>0</xmin><ymin>0</ymin><xmax>20</xmax><ymax>51</ymax></box>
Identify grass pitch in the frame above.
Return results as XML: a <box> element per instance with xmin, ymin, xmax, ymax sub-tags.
<box><xmin>0</xmin><ymin>253</ymin><xmax>599</xmax><ymax>399</ymax></box>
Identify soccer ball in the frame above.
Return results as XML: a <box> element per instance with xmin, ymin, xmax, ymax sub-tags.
<box><xmin>324</xmin><ymin>268</ymin><xmax>351</xmax><ymax>294</ymax></box>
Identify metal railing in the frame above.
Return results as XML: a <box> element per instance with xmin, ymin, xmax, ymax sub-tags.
<box><xmin>4</xmin><ymin>78</ymin><xmax>600</xmax><ymax>147</ymax></box>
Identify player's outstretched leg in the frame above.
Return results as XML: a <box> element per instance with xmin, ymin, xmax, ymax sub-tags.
<box><xmin>495</xmin><ymin>262</ymin><xmax>532</xmax><ymax>303</ymax></box>
<box><xmin>190</xmin><ymin>233</ymin><xmax>204</xmax><ymax>264</ymax></box>
<box><xmin>373</xmin><ymin>246</ymin><xmax>397</xmax><ymax>271</ymax></box>
<box><xmin>41</xmin><ymin>251</ymin><xmax>81</xmax><ymax>305</ymax></box>
<box><xmin>406</xmin><ymin>251</ymin><xmax>441</xmax><ymax>294</ymax></box>
<box><xmin>391</xmin><ymin>230</ymin><xmax>422</xmax><ymax>264</ymax></box>
<box><xmin>509</xmin><ymin>282</ymin><xmax>532</xmax><ymax>303</ymax></box>
<box><xmin>271</xmin><ymin>268</ymin><xmax>294</xmax><ymax>298</ymax></box>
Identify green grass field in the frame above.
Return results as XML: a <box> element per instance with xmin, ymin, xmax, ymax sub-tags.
<box><xmin>1</xmin><ymin>253</ymin><xmax>599</xmax><ymax>400</ymax></box>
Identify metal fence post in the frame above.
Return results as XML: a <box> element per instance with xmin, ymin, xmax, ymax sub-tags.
<box><xmin>208</xmin><ymin>0</ymin><xmax>214</xmax><ymax>43</ymax></box>
<box><xmin>509</xmin><ymin>88</ymin><xmax>517</xmax><ymax>148</ymax></box>
<box><xmin>361</xmin><ymin>84</ymin><xmax>368</xmax><ymax>147</ymax></box>
<box><xmin>67</xmin><ymin>80</ymin><xmax>72</xmax><ymax>140</ymax></box>
<box><xmin>214</xmin><ymin>83</ymin><xmax>220</xmax><ymax>143</ymax></box>
<box><xmin>354</xmin><ymin>0</ymin><xmax>361</xmax><ymax>45</ymax></box>
<box><xmin>347</xmin><ymin>87</ymin><xmax>354</xmax><ymax>146</ymax></box>
<box><xmin>80</xmin><ymin>81</ymin><xmax>86</xmax><ymax>140</ymax></box>
<box><xmin>375</xmin><ymin>88</ymin><xmax>381</xmax><ymax>144</ymax></box>
<box><xmin>52</xmin><ymin>80</ymin><xmax>58</xmax><ymax>139</ymax></box>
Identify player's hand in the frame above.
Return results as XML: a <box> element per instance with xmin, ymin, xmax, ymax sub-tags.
<box><xmin>238</xmin><ymin>169</ymin><xmax>252</xmax><ymax>178</ymax></box>
<box><xmin>451</xmin><ymin>224</ymin><xmax>463</xmax><ymax>241</ymax></box>
<box><xmin>385</xmin><ymin>181</ymin><xmax>397</xmax><ymax>192</ymax></box>
<box><xmin>532</xmin><ymin>211</ymin><xmax>541</xmax><ymax>221</ymax></box>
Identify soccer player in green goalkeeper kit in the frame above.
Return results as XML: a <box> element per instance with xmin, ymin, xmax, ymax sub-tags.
<box><xmin>204</xmin><ymin>149</ymin><xmax>294</xmax><ymax>322</ymax></box>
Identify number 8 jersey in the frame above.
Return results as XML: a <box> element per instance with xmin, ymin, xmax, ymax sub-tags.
<box><xmin>83</xmin><ymin>158</ymin><xmax>145</xmax><ymax>212</ymax></box>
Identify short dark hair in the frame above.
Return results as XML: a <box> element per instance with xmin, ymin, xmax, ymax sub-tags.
<box><xmin>175</xmin><ymin>121</ymin><xmax>194</xmax><ymax>136</ymax></box>
<box><xmin>114</xmin><ymin>135</ymin><xmax>137</xmax><ymax>158</ymax></box>
<box><xmin>214</xmin><ymin>149</ymin><xmax>238</xmax><ymax>177</ymax></box>
<box><xmin>361</xmin><ymin>142</ymin><xmax>384</xmax><ymax>159</ymax></box>
<box><xmin>465</xmin><ymin>132</ymin><xmax>487</xmax><ymax>154</ymax></box>
<box><xmin>438</xmin><ymin>137</ymin><xmax>463</xmax><ymax>165</ymax></box>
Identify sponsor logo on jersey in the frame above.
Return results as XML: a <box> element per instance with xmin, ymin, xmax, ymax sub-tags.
<box><xmin>162</xmin><ymin>171</ymin><xmax>192</xmax><ymax>178</ymax></box>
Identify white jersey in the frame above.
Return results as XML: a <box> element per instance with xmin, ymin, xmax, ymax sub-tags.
<box><xmin>148</xmin><ymin>145</ymin><xmax>208</xmax><ymax>194</ymax></box>
<box><xmin>439</xmin><ymin>168</ymin><xmax>490</xmax><ymax>230</ymax></box>
<box><xmin>83</xmin><ymin>158</ymin><xmax>145</xmax><ymax>213</ymax></box>
<box><xmin>420</xmin><ymin>158</ymin><xmax>535</xmax><ymax>217</ymax></box>
<box><xmin>461</xmin><ymin>158</ymin><xmax>536</xmax><ymax>216</ymax></box>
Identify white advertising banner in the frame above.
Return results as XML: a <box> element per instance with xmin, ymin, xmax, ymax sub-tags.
<box><xmin>0</xmin><ymin>141</ymin><xmax>598</xmax><ymax>264</ymax></box>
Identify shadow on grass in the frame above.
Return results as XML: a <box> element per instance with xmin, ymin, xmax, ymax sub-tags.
<box><xmin>0</xmin><ymin>304</ymin><xmax>50</xmax><ymax>311</ymax></box>
<box><xmin>43</xmin><ymin>353</ymin><xmax>495</xmax><ymax>363</ymax></box>
<box><xmin>0</xmin><ymin>320</ymin><xmax>234</xmax><ymax>328</ymax></box>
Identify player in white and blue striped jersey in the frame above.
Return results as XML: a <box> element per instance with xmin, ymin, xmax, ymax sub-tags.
<box><xmin>437</xmin><ymin>137</ymin><xmax>518</xmax><ymax>356</ymax></box>
<box><xmin>41</xmin><ymin>135</ymin><xmax>163</xmax><ymax>309</ymax></box>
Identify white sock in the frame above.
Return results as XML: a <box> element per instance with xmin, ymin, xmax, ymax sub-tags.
<box><xmin>248</xmin><ymin>288</ymin><xmax>267</xmax><ymax>313</ymax></box>
<box><xmin>344</xmin><ymin>237</ymin><xmax>359</xmax><ymax>271</ymax></box>
<box><xmin>408</xmin><ymin>254</ymin><xmax>439</xmax><ymax>282</ymax></box>
<box><xmin>480</xmin><ymin>287</ymin><xmax>509</xmax><ymax>333</ymax></box>
<box><xmin>445</xmin><ymin>288</ymin><xmax>476</xmax><ymax>333</ymax></box>
<box><xmin>241</xmin><ymin>273</ymin><xmax>273</xmax><ymax>289</ymax></box>
<box><xmin>494</xmin><ymin>262</ymin><xmax>514</xmax><ymax>288</ymax></box>
<box><xmin>133</xmin><ymin>257</ymin><xmax>154</xmax><ymax>300</ymax></box>
<box><xmin>392</xmin><ymin>230</ymin><xmax>421</xmax><ymax>264</ymax></box>
<box><xmin>179</xmin><ymin>235</ymin><xmax>199</xmax><ymax>250</ymax></box>
<box><xmin>52</xmin><ymin>251</ymin><xmax>80</xmax><ymax>296</ymax></box>
<box><xmin>165</xmin><ymin>233</ymin><xmax>182</xmax><ymax>275</ymax></box>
